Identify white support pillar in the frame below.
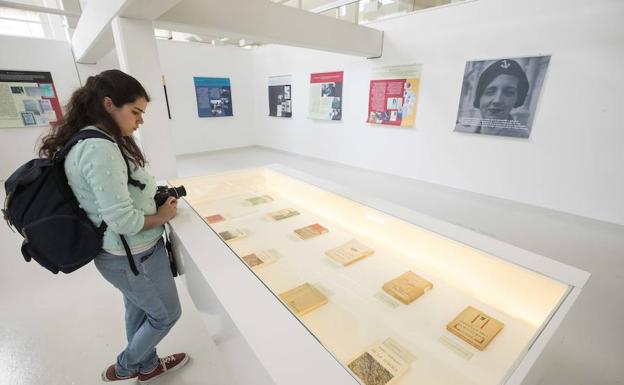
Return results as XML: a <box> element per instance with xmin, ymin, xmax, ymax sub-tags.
<box><xmin>111</xmin><ymin>16</ymin><xmax>177</xmax><ymax>180</ymax></box>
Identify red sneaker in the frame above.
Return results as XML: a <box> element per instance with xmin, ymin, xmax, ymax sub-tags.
<box><xmin>101</xmin><ymin>364</ymin><xmax>138</xmax><ymax>382</ymax></box>
<box><xmin>138</xmin><ymin>353</ymin><xmax>189</xmax><ymax>384</ymax></box>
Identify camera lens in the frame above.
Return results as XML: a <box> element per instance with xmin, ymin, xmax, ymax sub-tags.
<box><xmin>171</xmin><ymin>186</ymin><xmax>186</xmax><ymax>199</ymax></box>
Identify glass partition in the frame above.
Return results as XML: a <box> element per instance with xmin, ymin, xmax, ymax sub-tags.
<box><xmin>171</xmin><ymin>167</ymin><xmax>569</xmax><ymax>385</ymax></box>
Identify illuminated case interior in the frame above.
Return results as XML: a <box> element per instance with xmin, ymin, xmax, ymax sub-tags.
<box><xmin>170</xmin><ymin>165</ymin><xmax>587</xmax><ymax>385</ymax></box>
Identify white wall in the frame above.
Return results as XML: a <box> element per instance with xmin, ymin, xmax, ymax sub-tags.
<box><xmin>0</xmin><ymin>35</ymin><xmax>81</xmax><ymax>179</ymax></box>
<box><xmin>75</xmin><ymin>47</ymin><xmax>120</xmax><ymax>82</ymax></box>
<box><xmin>0</xmin><ymin>36</ymin><xmax>256</xmax><ymax>180</ymax></box>
<box><xmin>157</xmin><ymin>40</ymin><xmax>255</xmax><ymax>156</ymax></box>
<box><xmin>250</xmin><ymin>0</ymin><xmax>624</xmax><ymax>226</ymax></box>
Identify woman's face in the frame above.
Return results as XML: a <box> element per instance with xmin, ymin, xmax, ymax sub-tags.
<box><xmin>105</xmin><ymin>97</ymin><xmax>148</xmax><ymax>137</ymax></box>
<box><xmin>479</xmin><ymin>74</ymin><xmax>519</xmax><ymax>120</ymax></box>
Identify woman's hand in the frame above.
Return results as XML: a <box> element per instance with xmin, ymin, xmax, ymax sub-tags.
<box><xmin>141</xmin><ymin>197</ymin><xmax>178</xmax><ymax>231</ymax></box>
<box><xmin>157</xmin><ymin>196</ymin><xmax>178</xmax><ymax>224</ymax></box>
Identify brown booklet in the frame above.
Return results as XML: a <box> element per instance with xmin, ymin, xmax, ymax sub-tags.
<box><xmin>278</xmin><ymin>283</ymin><xmax>328</xmax><ymax>316</ymax></box>
<box><xmin>294</xmin><ymin>223</ymin><xmax>328</xmax><ymax>240</ymax></box>
<box><xmin>218</xmin><ymin>229</ymin><xmax>246</xmax><ymax>243</ymax></box>
<box><xmin>241</xmin><ymin>250</ymin><xmax>278</xmax><ymax>269</ymax></box>
<box><xmin>347</xmin><ymin>338</ymin><xmax>412</xmax><ymax>385</ymax></box>
<box><xmin>325</xmin><ymin>239</ymin><xmax>374</xmax><ymax>266</ymax></box>
<box><xmin>204</xmin><ymin>214</ymin><xmax>225</xmax><ymax>224</ymax></box>
<box><xmin>382</xmin><ymin>271</ymin><xmax>433</xmax><ymax>305</ymax></box>
<box><xmin>268</xmin><ymin>208</ymin><xmax>300</xmax><ymax>221</ymax></box>
<box><xmin>446</xmin><ymin>306</ymin><xmax>504</xmax><ymax>351</ymax></box>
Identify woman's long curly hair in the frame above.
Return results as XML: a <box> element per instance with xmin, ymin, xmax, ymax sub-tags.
<box><xmin>39</xmin><ymin>69</ymin><xmax>149</xmax><ymax>167</ymax></box>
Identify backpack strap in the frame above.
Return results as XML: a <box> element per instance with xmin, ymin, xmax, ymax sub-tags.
<box><xmin>117</xmin><ymin>145</ymin><xmax>146</xmax><ymax>190</ymax></box>
<box><xmin>58</xmin><ymin>129</ymin><xmax>142</xmax><ymax>276</ymax></box>
<box><xmin>120</xmin><ymin>235</ymin><xmax>140</xmax><ymax>276</ymax></box>
<box><xmin>57</xmin><ymin>129</ymin><xmax>146</xmax><ymax>191</ymax></box>
<box><xmin>55</xmin><ymin>129</ymin><xmax>113</xmax><ymax>160</ymax></box>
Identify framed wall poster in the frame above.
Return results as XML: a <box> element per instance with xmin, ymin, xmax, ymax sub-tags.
<box><xmin>454</xmin><ymin>56</ymin><xmax>551</xmax><ymax>138</ymax></box>
<box><xmin>308</xmin><ymin>71</ymin><xmax>343</xmax><ymax>121</ymax></box>
<box><xmin>0</xmin><ymin>70</ymin><xmax>62</xmax><ymax>128</ymax></box>
<box><xmin>367</xmin><ymin>64</ymin><xmax>422</xmax><ymax>128</ymax></box>
<box><xmin>193</xmin><ymin>77</ymin><xmax>233</xmax><ymax>117</ymax></box>
<box><xmin>268</xmin><ymin>75</ymin><xmax>292</xmax><ymax>118</ymax></box>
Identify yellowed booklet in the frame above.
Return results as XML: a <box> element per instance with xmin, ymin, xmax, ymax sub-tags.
<box><xmin>241</xmin><ymin>250</ymin><xmax>278</xmax><ymax>269</ymax></box>
<box><xmin>325</xmin><ymin>239</ymin><xmax>374</xmax><ymax>266</ymax></box>
<box><xmin>268</xmin><ymin>208</ymin><xmax>300</xmax><ymax>221</ymax></box>
<box><xmin>294</xmin><ymin>223</ymin><xmax>328</xmax><ymax>240</ymax></box>
<box><xmin>278</xmin><ymin>283</ymin><xmax>328</xmax><ymax>316</ymax></box>
<box><xmin>382</xmin><ymin>271</ymin><xmax>432</xmax><ymax>305</ymax></box>
<box><xmin>218</xmin><ymin>229</ymin><xmax>246</xmax><ymax>243</ymax></box>
<box><xmin>347</xmin><ymin>338</ymin><xmax>412</xmax><ymax>385</ymax></box>
<box><xmin>246</xmin><ymin>195</ymin><xmax>273</xmax><ymax>205</ymax></box>
<box><xmin>447</xmin><ymin>306</ymin><xmax>504</xmax><ymax>351</ymax></box>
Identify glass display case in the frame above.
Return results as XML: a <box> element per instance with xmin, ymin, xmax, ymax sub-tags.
<box><xmin>169</xmin><ymin>165</ymin><xmax>589</xmax><ymax>385</ymax></box>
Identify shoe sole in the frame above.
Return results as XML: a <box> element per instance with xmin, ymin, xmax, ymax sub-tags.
<box><xmin>138</xmin><ymin>355</ymin><xmax>190</xmax><ymax>385</ymax></box>
<box><xmin>101</xmin><ymin>368</ymin><xmax>137</xmax><ymax>382</ymax></box>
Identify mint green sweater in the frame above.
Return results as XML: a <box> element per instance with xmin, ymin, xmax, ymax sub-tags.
<box><xmin>64</xmin><ymin>127</ymin><xmax>163</xmax><ymax>255</ymax></box>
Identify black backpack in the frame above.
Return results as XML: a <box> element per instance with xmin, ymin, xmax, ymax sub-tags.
<box><xmin>2</xmin><ymin>130</ymin><xmax>143</xmax><ymax>275</ymax></box>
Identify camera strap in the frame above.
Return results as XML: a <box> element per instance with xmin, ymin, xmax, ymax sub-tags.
<box><xmin>164</xmin><ymin>223</ymin><xmax>178</xmax><ymax>277</ymax></box>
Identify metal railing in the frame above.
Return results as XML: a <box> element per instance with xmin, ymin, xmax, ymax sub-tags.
<box><xmin>273</xmin><ymin>0</ymin><xmax>464</xmax><ymax>25</ymax></box>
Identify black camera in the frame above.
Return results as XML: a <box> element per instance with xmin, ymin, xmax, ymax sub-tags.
<box><xmin>154</xmin><ymin>185</ymin><xmax>186</xmax><ymax>207</ymax></box>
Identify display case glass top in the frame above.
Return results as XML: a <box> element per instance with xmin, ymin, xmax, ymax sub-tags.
<box><xmin>171</xmin><ymin>166</ymin><xmax>578</xmax><ymax>385</ymax></box>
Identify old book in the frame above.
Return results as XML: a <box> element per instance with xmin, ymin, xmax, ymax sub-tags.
<box><xmin>218</xmin><ymin>229</ymin><xmax>246</xmax><ymax>243</ymax></box>
<box><xmin>347</xmin><ymin>338</ymin><xmax>411</xmax><ymax>385</ymax></box>
<box><xmin>268</xmin><ymin>208</ymin><xmax>300</xmax><ymax>221</ymax></box>
<box><xmin>278</xmin><ymin>283</ymin><xmax>328</xmax><ymax>316</ymax></box>
<box><xmin>205</xmin><ymin>214</ymin><xmax>225</xmax><ymax>224</ymax></box>
<box><xmin>241</xmin><ymin>250</ymin><xmax>278</xmax><ymax>269</ymax></box>
<box><xmin>325</xmin><ymin>239</ymin><xmax>374</xmax><ymax>266</ymax></box>
<box><xmin>382</xmin><ymin>271</ymin><xmax>432</xmax><ymax>305</ymax></box>
<box><xmin>294</xmin><ymin>223</ymin><xmax>328</xmax><ymax>240</ymax></box>
<box><xmin>246</xmin><ymin>195</ymin><xmax>274</xmax><ymax>206</ymax></box>
<box><xmin>446</xmin><ymin>306</ymin><xmax>504</xmax><ymax>351</ymax></box>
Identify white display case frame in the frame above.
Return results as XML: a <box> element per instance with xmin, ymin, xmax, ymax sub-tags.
<box><xmin>168</xmin><ymin>164</ymin><xmax>590</xmax><ymax>385</ymax></box>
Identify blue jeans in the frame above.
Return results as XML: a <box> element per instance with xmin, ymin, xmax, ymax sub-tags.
<box><xmin>94</xmin><ymin>238</ymin><xmax>181</xmax><ymax>376</ymax></box>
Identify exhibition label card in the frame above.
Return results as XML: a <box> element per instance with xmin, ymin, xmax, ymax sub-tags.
<box><xmin>246</xmin><ymin>195</ymin><xmax>274</xmax><ymax>206</ymax></box>
<box><xmin>205</xmin><ymin>214</ymin><xmax>225</xmax><ymax>224</ymax></box>
<box><xmin>308</xmin><ymin>71</ymin><xmax>343</xmax><ymax>121</ymax></box>
<box><xmin>367</xmin><ymin>64</ymin><xmax>422</xmax><ymax>128</ymax></box>
<box><xmin>447</xmin><ymin>306</ymin><xmax>504</xmax><ymax>351</ymax></box>
<box><xmin>268</xmin><ymin>208</ymin><xmax>300</xmax><ymax>221</ymax></box>
<box><xmin>0</xmin><ymin>70</ymin><xmax>62</xmax><ymax>128</ymax></box>
<box><xmin>193</xmin><ymin>77</ymin><xmax>233</xmax><ymax>117</ymax></box>
<box><xmin>218</xmin><ymin>229</ymin><xmax>246</xmax><ymax>243</ymax></box>
<box><xmin>294</xmin><ymin>223</ymin><xmax>328</xmax><ymax>240</ymax></box>
<box><xmin>278</xmin><ymin>282</ymin><xmax>328</xmax><ymax>316</ymax></box>
<box><xmin>382</xmin><ymin>271</ymin><xmax>432</xmax><ymax>305</ymax></box>
<box><xmin>347</xmin><ymin>338</ymin><xmax>412</xmax><ymax>385</ymax></box>
<box><xmin>268</xmin><ymin>75</ymin><xmax>292</xmax><ymax>118</ymax></box>
<box><xmin>241</xmin><ymin>250</ymin><xmax>278</xmax><ymax>269</ymax></box>
<box><xmin>325</xmin><ymin>239</ymin><xmax>375</xmax><ymax>266</ymax></box>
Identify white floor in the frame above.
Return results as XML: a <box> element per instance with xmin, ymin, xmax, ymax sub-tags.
<box><xmin>1</xmin><ymin>145</ymin><xmax>623</xmax><ymax>385</ymax></box>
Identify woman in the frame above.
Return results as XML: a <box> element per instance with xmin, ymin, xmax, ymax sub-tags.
<box><xmin>39</xmin><ymin>69</ymin><xmax>188</xmax><ymax>383</ymax></box>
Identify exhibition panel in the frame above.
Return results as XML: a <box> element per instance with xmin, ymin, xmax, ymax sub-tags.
<box><xmin>170</xmin><ymin>165</ymin><xmax>589</xmax><ymax>385</ymax></box>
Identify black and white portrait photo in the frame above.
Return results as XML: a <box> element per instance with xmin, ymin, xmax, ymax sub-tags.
<box><xmin>454</xmin><ymin>56</ymin><xmax>550</xmax><ymax>138</ymax></box>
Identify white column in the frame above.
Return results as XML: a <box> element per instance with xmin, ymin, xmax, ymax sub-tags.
<box><xmin>111</xmin><ymin>16</ymin><xmax>177</xmax><ymax>180</ymax></box>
